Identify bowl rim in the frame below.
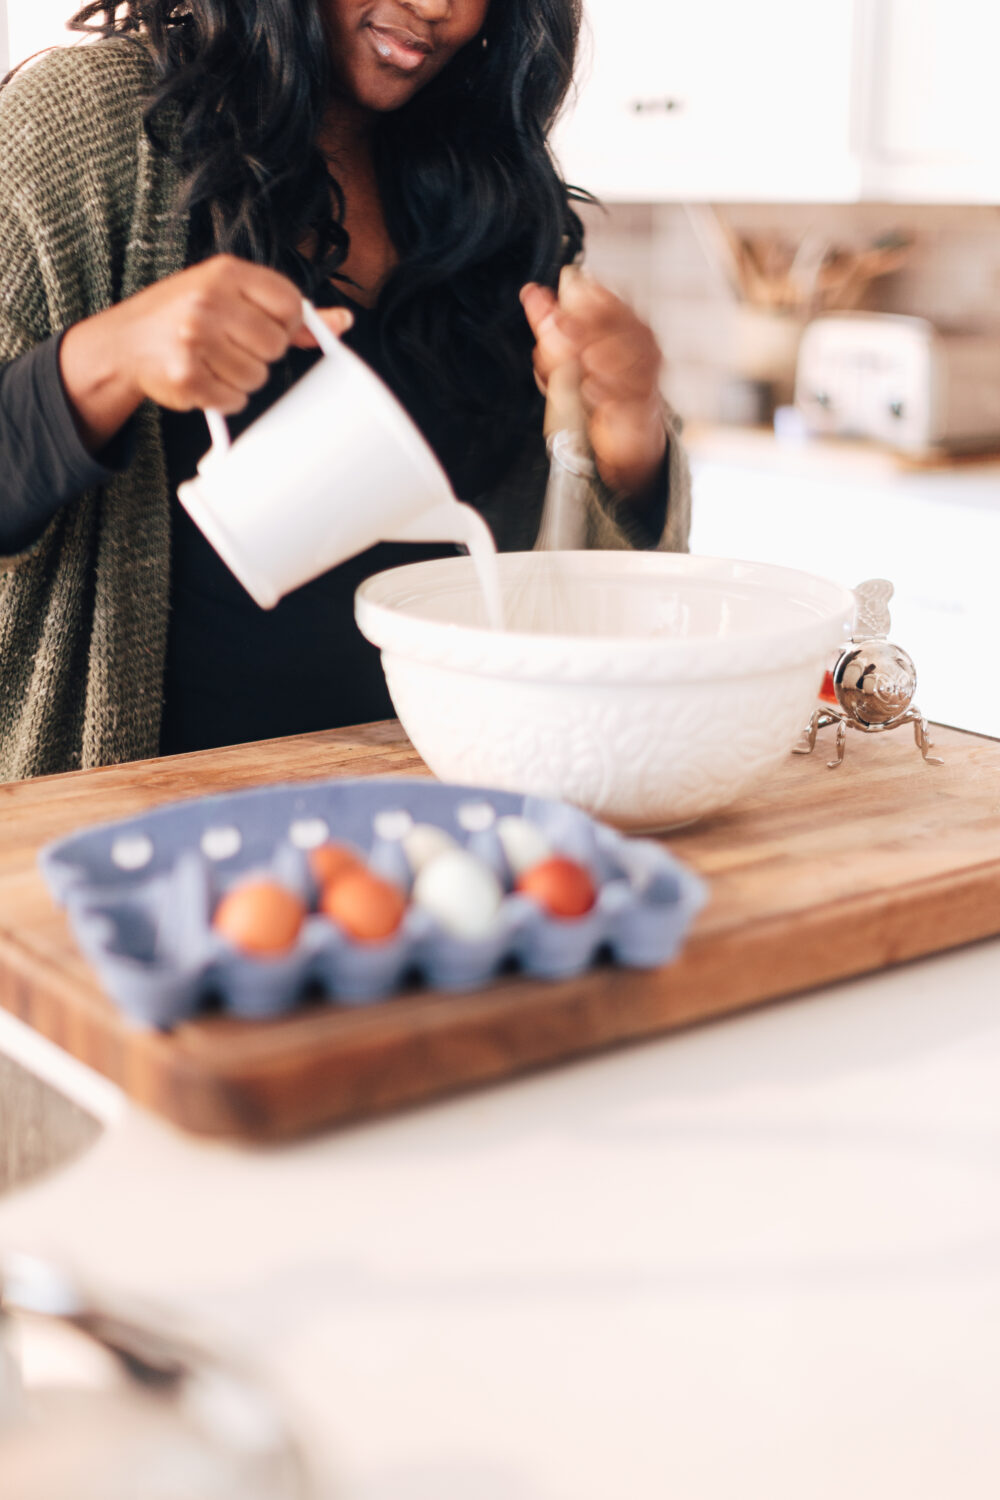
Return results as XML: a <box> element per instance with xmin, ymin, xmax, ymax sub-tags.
<box><xmin>355</xmin><ymin>551</ymin><xmax>856</xmax><ymax>684</ymax></box>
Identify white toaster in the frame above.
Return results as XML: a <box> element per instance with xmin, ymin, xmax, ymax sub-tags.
<box><xmin>794</xmin><ymin>312</ymin><xmax>1000</xmax><ymax>454</ymax></box>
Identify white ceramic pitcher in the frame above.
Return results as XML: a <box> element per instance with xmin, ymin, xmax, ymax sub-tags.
<box><xmin>177</xmin><ymin>301</ymin><xmax>493</xmax><ymax>609</ymax></box>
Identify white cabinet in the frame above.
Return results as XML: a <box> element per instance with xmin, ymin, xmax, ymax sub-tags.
<box><xmin>555</xmin><ymin>0</ymin><xmax>1000</xmax><ymax>203</ymax></box>
<box><xmin>553</xmin><ymin>0</ymin><xmax>863</xmax><ymax>202</ymax></box>
<box><xmin>856</xmin><ymin>0</ymin><xmax>1000</xmax><ymax>202</ymax></box>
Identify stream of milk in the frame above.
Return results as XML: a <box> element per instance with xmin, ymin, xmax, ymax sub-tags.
<box><xmin>454</xmin><ymin>428</ymin><xmax>590</xmax><ymax>636</ymax></box>
<box><xmin>451</xmin><ymin>501</ymin><xmax>505</xmax><ymax>632</ymax></box>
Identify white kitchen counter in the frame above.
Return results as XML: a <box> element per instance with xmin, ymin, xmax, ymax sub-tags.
<box><xmin>3</xmin><ymin>431</ymin><xmax>998</xmax><ymax>1496</ymax></box>
<box><xmin>686</xmin><ymin>426</ymin><xmax>1000</xmax><ymax>739</ymax></box>
<box><xmin>3</xmin><ymin>929</ymin><xmax>1000</xmax><ymax>1500</ymax></box>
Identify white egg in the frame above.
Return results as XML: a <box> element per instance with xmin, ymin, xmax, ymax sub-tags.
<box><xmin>402</xmin><ymin>822</ymin><xmax>458</xmax><ymax>875</ymax></box>
<box><xmin>412</xmin><ymin>849</ymin><xmax>503</xmax><ymax>940</ymax></box>
<box><xmin>496</xmin><ymin>816</ymin><xmax>552</xmax><ymax>878</ymax></box>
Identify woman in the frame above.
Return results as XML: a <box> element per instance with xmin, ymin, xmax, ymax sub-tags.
<box><xmin>0</xmin><ymin>0</ymin><xmax>690</xmax><ymax>782</ymax></box>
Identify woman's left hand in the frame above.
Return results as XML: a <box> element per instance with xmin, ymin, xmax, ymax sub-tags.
<box><xmin>520</xmin><ymin>273</ymin><xmax>667</xmax><ymax>501</ymax></box>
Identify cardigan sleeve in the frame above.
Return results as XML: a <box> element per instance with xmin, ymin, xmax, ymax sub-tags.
<box><xmin>0</xmin><ymin>42</ymin><xmax>152</xmax><ymax>573</ymax></box>
<box><xmin>0</xmin><ymin>61</ymin><xmax>77</xmax><ymax>572</ymax></box>
<box><xmin>0</xmin><ymin>42</ymin><xmax>183</xmax><ymax>781</ymax></box>
<box><xmin>585</xmin><ymin>405</ymin><xmax>691</xmax><ymax>554</ymax></box>
<box><xmin>0</xmin><ymin>206</ymin><xmax>61</xmax><ymax>572</ymax></box>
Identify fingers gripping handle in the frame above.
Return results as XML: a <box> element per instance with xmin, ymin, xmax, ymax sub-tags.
<box><xmin>202</xmin><ymin>300</ymin><xmax>343</xmax><ymax>456</ymax></box>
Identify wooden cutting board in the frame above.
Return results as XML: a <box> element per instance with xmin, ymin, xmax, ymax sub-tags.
<box><xmin>1</xmin><ymin>719</ymin><xmax>998</xmax><ymax>1140</ymax></box>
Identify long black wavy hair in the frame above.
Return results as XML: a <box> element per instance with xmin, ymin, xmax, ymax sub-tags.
<box><xmin>68</xmin><ymin>0</ymin><xmax>588</xmax><ymax>458</ymax></box>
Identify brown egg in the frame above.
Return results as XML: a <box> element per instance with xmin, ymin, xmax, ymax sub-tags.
<box><xmin>516</xmin><ymin>857</ymin><xmax>597</xmax><ymax>919</ymax></box>
<box><xmin>321</xmin><ymin>869</ymin><xmax>407</xmax><ymax>943</ymax></box>
<box><xmin>213</xmin><ymin>879</ymin><xmax>306</xmax><ymax>956</ymax></box>
<box><xmin>308</xmin><ymin>841</ymin><xmax>363</xmax><ymax>890</ymax></box>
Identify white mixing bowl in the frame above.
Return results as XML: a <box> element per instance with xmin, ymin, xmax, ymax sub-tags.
<box><xmin>355</xmin><ymin>552</ymin><xmax>855</xmax><ymax>830</ymax></box>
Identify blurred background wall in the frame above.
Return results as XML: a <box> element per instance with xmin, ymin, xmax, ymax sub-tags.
<box><xmin>580</xmin><ymin>201</ymin><xmax>1000</xmax><ymax>424</ymax></box>
<box><xmin>3</xmin><ymin>0</ymin><xmax>999</xmax><ymax>440</ymax></box>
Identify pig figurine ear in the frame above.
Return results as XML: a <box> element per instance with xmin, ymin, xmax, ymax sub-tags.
<box><xmin>852</xmin><ymin>578</ymin><xmax>894</xmax><ymax>642</ymax></box>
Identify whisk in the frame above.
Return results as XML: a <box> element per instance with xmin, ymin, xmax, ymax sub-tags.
<box><xmin>506</xmin><ymin>266</ymin><xmax>598</xmax><ymax>635</ymax></box>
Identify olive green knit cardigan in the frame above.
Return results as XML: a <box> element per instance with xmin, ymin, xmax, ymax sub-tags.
<box><xmin>0</xmin><ymin>40</ymin><xmax>691</xmax><ymax>783</ymax></box>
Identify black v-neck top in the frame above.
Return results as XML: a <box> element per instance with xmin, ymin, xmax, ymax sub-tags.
<box><xmin>157</xmin><ymin>285</ymin><xmax>496</xmax><ymax>755</ymax></box>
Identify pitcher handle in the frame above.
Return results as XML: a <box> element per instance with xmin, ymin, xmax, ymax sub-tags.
<box><xmin>202</xmin><ymin>299</ymin><xmax>344</xmax><ymax>457</ymax></box>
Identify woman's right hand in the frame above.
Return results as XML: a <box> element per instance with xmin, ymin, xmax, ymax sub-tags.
<box><xmin>59</xmin><ymin>255</ymin><xmax>353</xmax><ymax>453</ymax></box>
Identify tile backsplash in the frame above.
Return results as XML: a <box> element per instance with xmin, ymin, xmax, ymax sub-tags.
<box><xmin>578</xmin><ymin>202</ymin><xmax>1000</xmax><ymax>424</ymax></box>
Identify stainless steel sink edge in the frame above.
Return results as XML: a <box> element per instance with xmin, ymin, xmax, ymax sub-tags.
<box><xmin>0</xmin><ymin>1011</ymin><xmax>122</xmax><ymax>1199</ymax></box>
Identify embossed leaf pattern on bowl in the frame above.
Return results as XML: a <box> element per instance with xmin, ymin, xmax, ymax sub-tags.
<box><xmin>360</xmin><ymin>553</ymin><xmax>854</xmax><ymax>829</ymax></box>
<box><xmin>384</xmin><ymin>655</ymin><xmax>823</xmax><ymax>830</ymax></box>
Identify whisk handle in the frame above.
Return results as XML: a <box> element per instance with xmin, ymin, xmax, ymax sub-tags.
<box><xmin>543</xmin><ymin>266</ymin><xmax>588</xmax><ymax>441</ymax></box>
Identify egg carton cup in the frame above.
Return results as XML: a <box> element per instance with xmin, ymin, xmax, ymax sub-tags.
<box><xmin>40</xmin><ymin>779</ymin><xmax>708</xmax><ymax>1030</ymax></box>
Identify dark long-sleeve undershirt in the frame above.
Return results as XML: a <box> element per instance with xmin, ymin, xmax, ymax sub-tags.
<box><xmin>0</xmin><ymin>333</ymin><xmax>134</xmax><ymax>554</ymax></box>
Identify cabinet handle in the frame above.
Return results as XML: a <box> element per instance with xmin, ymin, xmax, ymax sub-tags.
<box><xmin>630</xmin><ymin>98</ymin><xmax>684</xmax><ymax>114</ymax></box>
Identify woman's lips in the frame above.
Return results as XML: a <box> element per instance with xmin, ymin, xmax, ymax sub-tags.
<box><xmin>366</xmin><ymin>23</ymin><xmax>432</xmax><ymax>73</ymax></box>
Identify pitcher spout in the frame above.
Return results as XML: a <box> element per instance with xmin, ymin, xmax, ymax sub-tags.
<box><xmin>388</xmin><ymin>500</ymin><xmax>488</xmax><ymax>548</ymax></box>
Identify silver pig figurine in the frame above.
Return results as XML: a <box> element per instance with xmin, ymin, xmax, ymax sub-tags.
<box><xmin>795</xmin><ymin>578</ymin><xmax>943</xmax><ymax>768</ymax></box>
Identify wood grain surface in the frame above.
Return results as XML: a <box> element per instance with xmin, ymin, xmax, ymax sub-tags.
<box><xmin>1</xmin><ymin>719</ymin><xmax>999</xmax><ymax>1140</ymax></box>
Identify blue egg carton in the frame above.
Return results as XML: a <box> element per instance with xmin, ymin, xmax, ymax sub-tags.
<box><xmin>39</xmin><ymin>779</ymin><xmax>708</xmax><ymax>1030</ymax></box>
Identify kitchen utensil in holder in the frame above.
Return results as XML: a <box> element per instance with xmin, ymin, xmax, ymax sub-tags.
<box><xmin>794</xmin><ymin>578</ymin><xmax>942</xmax><ymax>768</ymax></box>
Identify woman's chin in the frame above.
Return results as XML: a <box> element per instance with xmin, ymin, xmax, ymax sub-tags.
<box><xmin>345</xmin><ymin>58</ymin><xmax>429</xmax><ymax>114</ymax></box>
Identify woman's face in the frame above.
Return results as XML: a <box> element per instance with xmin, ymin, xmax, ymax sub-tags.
<box><xmin>323</xmin><ymin>0</ymin><xmax>491</xmax><ymax>113</ymax></box>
